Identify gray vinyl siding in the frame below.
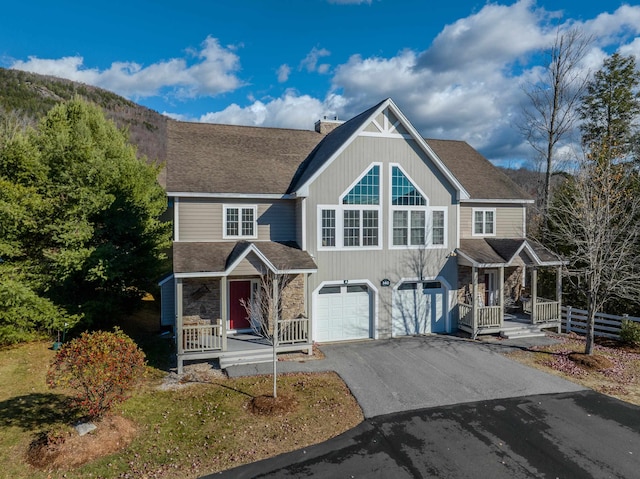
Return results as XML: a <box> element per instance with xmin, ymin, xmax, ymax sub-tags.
<box><xmin>295</xmin><ymin>198</ymin><xmax>304</xmax><ymax>249</ymax></box>
<box><xmin>459</xmin><ymin>203</ymin><xmax>525</xmax><ymax>238</ymax></box>
<box><xmin>177</xmin><ymin>197</ymin><xmax>297</xmax><ymax>242</ymax></box>
<box><xmin>229</xmin><ymin>254</ymin><xmax>263</xmax><ymax>276</ymax></box>
<box><xmin>304</xmin><ymin>135</ymin><xmax>460</xmax><ymax>338</ymax></box>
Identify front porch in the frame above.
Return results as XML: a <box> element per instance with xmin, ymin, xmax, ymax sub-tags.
<box><xmin>179</xmin><ymin>317</ymin><xmax>312</xmax><ymax>372</ymax></box>
<box><xmin>456</xmin><ymin>238</ymin><xmax>565</xmax><ymax>339</ymax></box>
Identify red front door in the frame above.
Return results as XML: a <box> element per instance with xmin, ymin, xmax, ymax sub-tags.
<box><xmin>229</xmin><ymin>281</ymin><xmax>252</xmax><ymax>330</ymax></box>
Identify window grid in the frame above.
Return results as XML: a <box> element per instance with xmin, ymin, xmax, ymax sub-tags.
<box><xmin>410</xmin><ymin>211</ymin><xmax>426</xmax><ymax>245</ymax></box>
<box><xmin>226</xmin><ymin>208</ymin><xmax>239</xmax><ymax>236</ymax></box>
<box><xmin>474</xmin><ymin>210</ymin><xmax>495</xmax><ymax>235</ymax></box>
<box><xmin>343</xmin><ymin>210</ymin><xmax>360</xmax><ymax>246</ymax></box>
<box><xmin>343</xmin><ymin>165</ymin><xmax>380</xmax><ymax>205</ymax></box>
<box><xmin>432</xmin><ymin>210</ymin><xmax>445</xmax><ymax>245</ymax></box>
<box><xmin>393</xmin><ymin>210</ymin><xmax>408</xmax><ymax>246</ymax></box>
<box><xmin>241</xmin><ymin>208</ymin><xmax>254</xmax><ymax>236</ymax></box>
<box><xmin>321</xmin><ymin>209</ymin><xmax>336</xmax><ymax>247</ymax></box>
<box><xmin>362</xmin><ymin>210</ymin><xmax>379</xmax><ymax>246</ymax></box>
<box><xmin>392</xmin><ymin>166</ymin><xmax>426</xmax><ymax>206</ymax></box>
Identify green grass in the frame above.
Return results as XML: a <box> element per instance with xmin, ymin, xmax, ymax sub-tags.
<box><xmin>0</xmin><ymin>340</ymin><xmax>362</xmax><ymax>478</ymax></box>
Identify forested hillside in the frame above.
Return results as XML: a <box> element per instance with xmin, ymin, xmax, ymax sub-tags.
<box><xmin>0</xmin><ymin>68</ymin><xmax>167</xmax><ymax>169</ymax></box>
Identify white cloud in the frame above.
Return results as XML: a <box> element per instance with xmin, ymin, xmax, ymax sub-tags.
<box><xmin>10</xmin><ymin>36</ymin><xmax>244</xmax><ymax>99</ymax></box>
<box><xmin>198</xmin><ymin>91</ymin><xmax>346</xmax><ymax>130</ymax></box>
<box><xmin>299</xmin><ymin>47</ymin><xmax>331</xmax><ymax>73</ymax></box>
<box><xmin>277</xmin><ymin>64</ymin><xmax>291</xmax><ymax>83</ymax></box>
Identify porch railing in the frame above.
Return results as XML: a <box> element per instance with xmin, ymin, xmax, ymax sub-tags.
<box><xmin>458</xmin><ymin>303</ymin><xmax>502</xmax><ymax>329</ymax></box>
<box><xmin>278</xmin><ymin>317</ymin><xmax>309</xmax><ymax>345</ymax></box>
<box><xmin>533</xmin><ymin>298</ymin><xmax>560</xmax><ymax>323</ymax></box>
<box><xmin>523</xmin><ymin>298</ymin><xmax>560</xmax><ymax>323</ymax></box>
<box><xmin>182</xmin><ymin>323</ymin><xmax>224</xmax><ymax>352</ymax></box>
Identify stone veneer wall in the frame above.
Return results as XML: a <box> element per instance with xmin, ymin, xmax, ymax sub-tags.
<box><xmin>281</xmin><ymin>274</ymin><xmax>306</xmax><ymax>319</ymax></box>
<box><xmin>182</xmin><ymin>278</ymin><xmax>221</xmax><ymax>324</ymax></box>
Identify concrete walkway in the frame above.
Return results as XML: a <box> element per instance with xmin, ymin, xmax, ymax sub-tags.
<box><xmin>226</xmin><ymin>335</ymin><xmax>584</xmax><ymax>418</ymax></box>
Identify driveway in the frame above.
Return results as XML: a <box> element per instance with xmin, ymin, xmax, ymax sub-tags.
<box><xmin>226</xmin><ymin>335</ymin><xmax>585</xmax><ymax>417</ymax></box>
<box><xmin>209</xmin><ymin>390</ymin><xmax>640</xmax><ymax>478</ymax></box>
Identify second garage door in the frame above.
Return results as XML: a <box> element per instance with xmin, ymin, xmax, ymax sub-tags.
<box><xmin>392</xmin><ymin>281</ymin><xmax>447</xmax><ymax>336</ymax></box>
<box><xmin>315</xmin><ymin>284</ymin><xmax>371</xmax><ymax>342</ymax></box>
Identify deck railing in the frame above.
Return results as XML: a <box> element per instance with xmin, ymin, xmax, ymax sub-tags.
<box><xmin>458</xmin><ymin>303</ymin><xmax>502</xmax><ymax>329</ymax></box>
<box><xmin>182</xmin><ymin>323</ymin><xmax>224</xmax><ymax>352</ymax></box>
<box><xmin>534</xmin><ymin>299</ymin><xmax>560</xmax><ymax>323</ymax></box>
<box><xmin>278</xmin><ymin>317</ymin><xmax>309</xmax><ymax>344</ymax></box>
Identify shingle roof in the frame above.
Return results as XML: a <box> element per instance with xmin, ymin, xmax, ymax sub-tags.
<box><xmin>173</xmin><ymin>241</ymin><xmax>317</xmax><ymax>274</ymax></box>
<box><xmin>165</xmin><ymin>121</ymin><xmax>323</xmax><ymax>195</ymax></box>
<box><xmin>458</xmin><ymin>239</ymin><xmax>563</xmax><ymax>266</ymax></box>
<box><xmin>164</xmin><ymin>100</ymin><xmax>529</xmax><ymax>201</ymax></box>
<box><xmin>426</xmin><ymin>139</ymin><xmax>531</xmax><ymax>201</ymax></box>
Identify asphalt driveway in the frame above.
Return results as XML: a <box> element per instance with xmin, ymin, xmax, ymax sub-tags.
<box><xmin>210</xmin><ymin>390</ymin><xmax>640</xmax><ymax>478</ymax></box>
<box><xmin>227</xmin><ymin>335</ymin><xmax>585</xmax><ymax>417</ymax></box>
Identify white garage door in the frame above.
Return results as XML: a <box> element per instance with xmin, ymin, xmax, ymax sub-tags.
<box><xmin>315</xmin><ymin>284</ymin><xmax>371</xmax><ymax>342</ymax></box>
<box><xmin>392</xmin><ymin>281</ymin><xmax>447</xmax><ymax>336</ymax></box>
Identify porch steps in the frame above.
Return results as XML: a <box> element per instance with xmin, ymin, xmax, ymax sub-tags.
<box><xmin>500</xmin><ymin>323</ymin><xmax>546</xmax><ymax>339</ymax></box>
<box><xmin>219</xmin><ymin>351</ymin><xmax>274</xmax><ymax>369</ymax></box>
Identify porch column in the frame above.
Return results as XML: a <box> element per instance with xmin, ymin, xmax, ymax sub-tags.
<box><xmin>498</xmin><ymin>266</ymin><xmax>505</xmax><ymax>326</ymax></box>
<box><xmin>556</xmin><ymin>266</ymin><xmax>563</xmax><ymax>332</ymax></box>
<box><xmin>531</xmin><ymin>267</ymin><xmax>538</xmax><ymax>324</ymax></box>
<box><xmin>472</xmin><ymin>266</ymin><xmax>478</xmax><ymax>337</ymax></box>
<box><xmin>220</xmin><ymin>277</ymin><xmax>228</xmax><ymax>351</ymax></box>
<box><xmin>176</xmin><ymin>277</ymin><xmax>184</xmax><ymax>374</ymax></box>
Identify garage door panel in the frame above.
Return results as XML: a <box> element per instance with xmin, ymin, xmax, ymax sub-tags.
<box><xmin>315</xmin><ymin>285</ymin><xmax>371</xmax><ymax>342</ymax></box>
<box><xmin>392</xmin><ymin>281</ymin><xmax>447</xmax><ymax>336</ymax></box>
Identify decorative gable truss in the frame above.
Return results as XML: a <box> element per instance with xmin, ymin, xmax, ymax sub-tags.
<box><xmin>361</xmin><ymin>108</ymin><xmax>411</xmax><ymax>138</ymax></box>
<box><xmin>317</xmin><ymin>163</ymin><xmax>447</xmax><ymax>250</ymax></box>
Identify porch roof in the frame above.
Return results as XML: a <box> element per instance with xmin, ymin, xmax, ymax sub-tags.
<box><xmin>173</xmin><ymin>241</ymin><xmax>317</xmax><ymax>277</ymax></box>
<box><xmin>457</xmin><ymin>238</ymin><xmax>564</xmax><ymax>268</ymax></box>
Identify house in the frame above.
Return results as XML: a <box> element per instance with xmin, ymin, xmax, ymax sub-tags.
<box><xmin>159</xmin><ymin>98</ymin><xmax>564</xmax><ymax>372</ymax></box>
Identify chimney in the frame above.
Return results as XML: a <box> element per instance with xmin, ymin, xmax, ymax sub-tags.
<box><xmin>314</xmin><ymin>115</ymin><xmax>344</xmax><ymax>135</ymax></box>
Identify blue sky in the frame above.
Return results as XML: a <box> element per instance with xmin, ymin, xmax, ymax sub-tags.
<box><xmin>2</xmin><ymin>0</ymin><xmax>640</xmax><ymax>167</ymax></box>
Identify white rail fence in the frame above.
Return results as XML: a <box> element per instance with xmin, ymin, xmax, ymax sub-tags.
<box><xmin>562</xmin><ymin>306</ymin><xmax>640</xmax><ymax>340</ymax></box>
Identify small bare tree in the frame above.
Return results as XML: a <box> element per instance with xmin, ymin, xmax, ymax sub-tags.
<box><xmin>519</xmin><ymin>27</ymin><xmax>592</xmax><ymax>226</ymax></box>
<box><xmin>241</xmin><ymin>269</ymin><xmax>295</xmax><ymax>398</ymax></box>
<box><xmin>548</xmin><ymin>158</ymin><xmax>640</xmax><ymax>354</ymax></box>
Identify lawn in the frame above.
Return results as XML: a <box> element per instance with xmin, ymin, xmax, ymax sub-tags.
<box><xmin>506</xmin><ymin>332</ymin><xmax>640</xmax><ymax>406</ymax></box>
<box><xmin>0</xmin><ymin>339</ymin><xmax>363</xmax><ymax>478</ymax></box>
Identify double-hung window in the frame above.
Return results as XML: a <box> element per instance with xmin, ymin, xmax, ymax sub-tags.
<box><xmin>473</xmin><ymin>209</ymin><xmax>495</xmax><ymax>236</ymax></box>
<box><xmin>224</xmin><ymin>205</ymin><xmax>257</xmax><ymax>239</ymax></box>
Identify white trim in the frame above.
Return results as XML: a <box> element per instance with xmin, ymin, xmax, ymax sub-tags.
<box><xmin>175</xmin><ymin>271</ymin><xmax>226</xmax><ymax>279</ymax></box>
<box><xmin>222</xmin><ymin>204</ymin><xmax>258</xmax><ymax>240</ymax></box>
<box><xmin>167</xmin><ymin>192</ymin><xmax>295</xmax><ymax>199</ymax></box>
<box><xmin>462</xmin><ymin>198</ymin><xmax>534</xmax><ymax>204</ymax></box>
<box><xmin>456</xmin><ymin>202</ymin><xmax>460</xmax><ymax>249</ymax></box>
<box><xmin>226</xmin><ymin>243</ymin><xmax>277</xmax><ymax>275</ymax></box>
<box><xmin>317</xmin><ymin>205</ymin><xmax>383</xmax><ymax>251</ymax></box>
<box><xmin>301</xmin><ymin>197</ymin><xmax>307</xmax><ymax>251</ymax></box>
<box><xmin>312</xmin><ymin>279</ymin><xmax>378</xmax><ymax>341</ymax></box>
<box><xmin>358</xmin><ymin>131</ymin><xmax>413</xmax><ymax>139</ymax></box>
<box><xmin>471</xmin><ymin>208</ymin><xmax>497</xmax><ymax>237</ymax></box>
<box><xmin>174</xmin><ymin>197</ymin><xmax>180</xmax><ymax>242</ymax></box>
<box><xmin>338</xmin><ymin>162</ymin><xmax>383</xmax><ymax>205</ymax></box>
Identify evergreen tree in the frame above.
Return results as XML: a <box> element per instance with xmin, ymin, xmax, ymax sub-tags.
<box><xmin>578</xmin><ymin>53</ymin><xmax>640</xmax><ymax>164</ymax></box>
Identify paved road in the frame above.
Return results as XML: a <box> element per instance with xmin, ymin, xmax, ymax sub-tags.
<box><xmin>227</xmin><ymin>335</ymin><xmax>585</xmax><ymax>417</ymax></box>
<box><xmin>208</xmin><ymin>390</ymin><xmax>640</xmax><ymax>478</ymax></box>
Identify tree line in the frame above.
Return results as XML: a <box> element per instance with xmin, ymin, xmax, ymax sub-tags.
<box><xmin>520</xmin><ymin>29</ymin><xmax>640</xmax><ymax>354</ymax></box>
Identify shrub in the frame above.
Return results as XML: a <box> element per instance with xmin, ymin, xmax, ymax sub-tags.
<box><xmin>47</xmin><ymin>328</ymin><xmax>146</xmax><ymax>419</ymax></box>
<box><xmin>620</xmin><ymin>319</ymin><xmax>640</xmax><ymax>346</ymax></box>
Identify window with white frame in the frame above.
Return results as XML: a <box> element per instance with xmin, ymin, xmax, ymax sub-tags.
<box><xmin>224</xmin><ymin>205</ymin><xmax>257</xmax><ymax>238</ymax></box>
<box><xmin>390</xmin><ymin>165</ymin><xmax>446</xmax><ymax>247</ymax></box>
<box><xmin>473</xmin><ymin>209</ymin><xmax>495</xmax><ymax>236</ymax></box>
<box><xmin>318</xmin><ymin>164</ymin><xmax>382</xmax><ymax>249</ymax></box>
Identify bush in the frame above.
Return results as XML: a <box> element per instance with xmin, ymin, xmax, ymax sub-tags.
<box><xmin>620</xmin><ymin>319</ymin><xmax>640</xmax><ymax>346</ymax></box>
<box><xmin>47</xmin><ymin>328</ymin><xmax>146</xmax><ymax>419</ymax></box>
